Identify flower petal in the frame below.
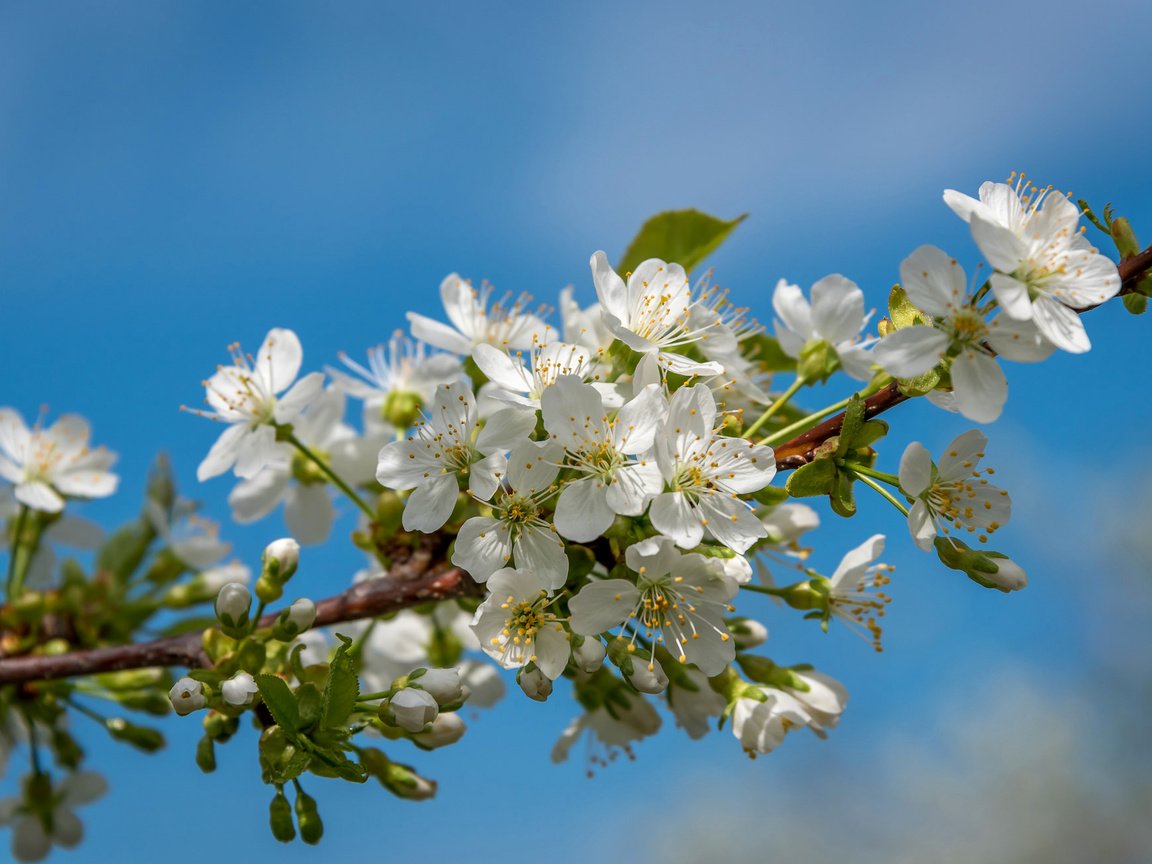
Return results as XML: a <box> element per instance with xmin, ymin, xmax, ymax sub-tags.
<box><xmin>569</xmin><ymin>579</ymin><xmax>639</xmax><ymax>635</ymax></box>
<box><xmin>403</xmin><ymin>473</ymin><xmax>459</xmax><ymax>532</ymax></box>
<box><xmin>951</xmin><ymin>351</ymin><xmax>1007</xmax><ymax>423</ymax></box>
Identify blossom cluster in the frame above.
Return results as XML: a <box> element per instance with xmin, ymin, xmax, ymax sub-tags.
<box><xmin>0</xmin><ymin>173</ymin><xmax>1135</xmax><ymax>855</ymax></box>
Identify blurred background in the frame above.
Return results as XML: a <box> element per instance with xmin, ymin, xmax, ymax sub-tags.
<box><xmin>1</xmin><ymin>1</ymin><xmax>1151</xmax><ymax>861</ymax></box>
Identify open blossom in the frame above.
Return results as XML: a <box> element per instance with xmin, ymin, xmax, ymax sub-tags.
<box><xmin>551</xmin><ymin>689</ymin><xmax>662</xmax><ymax>768</ymax></box>
<box><xmin>731</xmin><ymin>686</ymin><xmax>813</xmax><ymax>756</ymax></box>
<box><xmin>650</xmin><ymin>384</ymin><xmax>776</xmax><ymax>553</ymax></box>
<box><xmin>376</xmin><ymin>382</ymin><xmax>535</xmax><ymax>533</ymax></box>
<box><xmin>590</xmin><ymin>251</ymin><xmax>725</xmax><ymax>380</ymax></box>
<box><xmin>470</xmin><ymin>568</ymin><xmax>570</xmax><ymax>679</ymax></box>
<box><xmin>873</xmin><ymin>245</ymin><xmax>1054</xmax><ymax>423</ymax></box>
<box><xmin>667</xmin><ymin>667</ymin><xmax>726</xmax><ymax>739</ymax></box>
<box><xmin>194</xmin><ymin>328</ymin><xmax>324</xmax><ymax>481</ymax></box>
<box><xmin>407</xmin><ymin>273</ymin><xmax>547</xmax><ymax>355</ymax></box>
<box><xmin>541</xmin><ymin>376</ymin><xmax>666</xmax><ymax>542</ymax></box>
<box><xmin>473</xmin><ymin>340</ymin><xmax>608</xmax><ymax>412</ymax></box>
<box><xmin>0</xmin><ymin>772</ymin><xmax>107</xmax><ymax>863</ymax></box>
<box><xmin>559</xmin><ymin>286</ymin><xmax>615</xmax><ymax>353</ymax></box>
<box><xmin>944</xmin><ymin>175</ymin><xmax>1120</xmax><ymax>353</ymax></box>
<box><xmin>227</xmin><ymin>389</ymin><xmax>374</xmax><ymax>544</ymax></box>
<box><xmin>824</xmin><ymin>534</ymin><xmax>892</xmax><ymax>652</ymax></box>
<box><xmin>326</xmin><ymin>330</ymin><xmax>463</xmax><ymax>430</ymax></box>
<box><xmin>899</xmin><ymin>429</ymin><xmax>1010</xmax><ymax>551</ymax></box>
<box><xmin>0</xmin><ymin>410</ymin><xmax>118</xmax><ymax>513</ymax></box>
<box><xmin>783</xmin><ymin>668</ymin><xmax>848</xmax><ymax>737</ymax></box>
<box><xmin>569</xmin><ymin>536</ymin><xmax>739</xmax><ymax>676</ymax></box>
<box><xmin>772</xmin><ymin>275</ymin><xmax>876</xmax><ymax>380</ymax></box>
<box><xmin>451</xmin><ymin>441</ymin><xmax>568</xmax><ymax>587</ymax></box>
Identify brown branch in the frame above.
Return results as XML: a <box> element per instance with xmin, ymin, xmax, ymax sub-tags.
<box><xmin>3</xmin><ymin>246</ymin><xmax>1150</xmax><ymax>688</ymax></box>
<box><xmin>0</xmin><ymin>563</ymin><xmax>473</xmax><ymax>686</ymax></box>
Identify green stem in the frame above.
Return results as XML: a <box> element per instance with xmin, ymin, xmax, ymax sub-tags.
<box><xmin>846</xmin><ymin>463</ymin><xmax>901</xmax><ymax>487</ymax></box>
<box><xmin>355</xmin><ymin>690</ymin><xmax>392</xmax><ymax>703</ymax></box>
<box><xmin>284</xmin><ymin>432</ymin><xmax>375</xmax><ymax>520</ymax></box>
<box><xmin>250</xmin><ymin>600</ymin><xmax>267</xmax><ymax>635</ymax></box>
<box><xmin>738</xmin><ymin>583</ymin><xmax>789</xmax><ymax>597</ymax></box>
<box><xmin>853</xmin><ymin>472</ymin><xmax>910</xmax><ymax>516</ymax></box>
<box><xmin>760</xmin><ymin>395</ymin><xmax>853</xmax><ymax>448</ymax></box>
<box><xmin>742</xmin><ymin>377</ymin><xmax>806</xmax><ymax>440</ymax></box>
<box><xmin>6</xmin><ymin>504</ymin><xmax>43</xmax><ymax>601</ymax></box>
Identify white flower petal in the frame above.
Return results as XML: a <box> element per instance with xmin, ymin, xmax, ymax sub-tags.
<box><xmin>15</xmin><ymin>481</ymin><xmax>64</xmax><ymax>513</ymax></box>
<box><xmin>898</xmin><ymin>442</ymin><xmax>933</xmax><ymax>497</ymax></box>
<box><xmin>255</xmin><ymin>328</ymin><xmax>303</xmax><ymax>395</ymax></box>
<box><xmin>228</xmin><ymin>469</ymin><xmax>290</xmax><ymax>523</ymax></box>
<box><xmin>403</xmin><ymin>473</ymin><xmax>459</xmax><ymax>532</ymax></box>
<box><xmin>451</xmin><ymin>517</ymin><xmax>511</xmax><ymax>582</ymax></box>
<box><xmin>952</xmin><ymin>351</ymin><xmax>1007</xmax><ymax>423</ymax></box>
<box><xmin>554</xmin><ymin>478</ymin><xmax>614</xmax><ymax>542</ymax></box>
<box><xmin>285</xmin><ymin>484</ymin><xmax>335</xmax><ymax>545</ymax></box>
<box><xmin>1031</xmin><ymin>295</ymin><xmax>1090</xmax><ymax>354</ymax></box>
<box><xmin>810</xmin><ymin>274</ymin><xmax>865</xmax><ymax>345</ymax></box>
<box><xmin>649</xmin><ymin>491</ymin><xmax>705</xmax><ymax>549</ymax></box>
<box><xmin>569</xmin><ymin>579</ymin><xmax>639</xmax><ymax>635</ymax></box>
<box><xmin>873</xmin><ymin>326</ymin><xmax>950</xmax><ymax>378</ymax></box>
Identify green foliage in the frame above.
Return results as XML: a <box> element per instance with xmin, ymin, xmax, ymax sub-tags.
<box><xmin>618</xmin><ymin>209</ymin><xmax>746</xmax><ymax>275</ymax></box>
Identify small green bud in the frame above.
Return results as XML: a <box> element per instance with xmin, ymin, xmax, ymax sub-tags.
<box><xmin>383</xmin><ymin>389</ymin><xmax>423</xmax><ymax>429</ymax></box>
<box><xmin>294</xmin><ymin>789</ymin><xmax>324</xmax><ymax>845</ymax></box>
<box><xmin>381</xmin><ymin>760</ymin><xmax>437</xmax><ymax>800</ymax></box>
<box><xmin>106</xmin><ymin>718</ymin><xmax>166</xmax><ymax>753</ymax></box>
<box><xmin>115</xmin><ymin>689</ymin><xmax>172</xmax><ymax>716</ymax></box>
<box><xmin>255</xmin><ymin>576</ymin><xmax>284</xmax><ymax>605</ymax></box>
<box><xmin>1123</xmin><ymin>293</ymin><xmax>1147</xmax><ymax>315</ymax></box>
<box><xmin>195</xmin><ymin>735</ymin><xmax>216</xmax><ymax>773</ymax></box>
<box><xmin>1111</xmin><ymin>217</ymin><xmax>1140</xmax><ymax>259</ymax></box>
<box><xmin>269</xmin><ymin>789</ymin><xmax>296</xmax><ymax>843</ymax></box>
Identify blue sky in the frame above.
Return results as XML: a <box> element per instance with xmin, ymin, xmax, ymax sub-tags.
<box><xmin>2</xmin><ymin>2</ymin><xmax>1151</xmax><ymax>861</ymax></box>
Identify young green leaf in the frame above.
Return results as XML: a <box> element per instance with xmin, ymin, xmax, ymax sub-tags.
<box><xmin>256</xmin><ymin>674</ymin><xmax>301</xmax><ymax>735</ymax></box>
<box><xmin>617</xmin><ymin>209</ymin><xmax>746</xmax><ymax>276</ymax></box>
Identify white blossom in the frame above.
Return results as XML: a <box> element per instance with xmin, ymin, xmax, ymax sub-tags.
<box><xmin>194</xmin><ymin>328</ymin><xmax>324</xmax><ymax>481</ymax></box>
<box><xmin>650</xmin><ymin>384</ymin><xmax>776</xmax><ymax>553</ymax></box>
<box><xmin>0</xmin><ymin>771</ymin><xmax>106</xmax><ymax>862</ymax></box>
<box><xmin>470</xmin><ymin>568</ymin><xmax>570</xmax><ymax>679</ymax></box>
<box><xmin>899</xmin><ymin>430</ymin><xmax>1010</xmax><ymax>551</ymax></box>
<box><xmin>667</xmin><ymin>667</ymin><xmax>726</xmax><ymax>740</ymax></box>
<box><xmin>473</xmin><ymin>340</ymin><xmax>606</xmax><ymax>412</ymax></box>
<box><xmin>784</xmin><ymin>668</ymin><xmax>848</xmax><ymax>737</ymax></box>
<box><xmin>451</xmin><ymin>441</ymin><xmax>568</xmax><ymax>586</ymax></box>
<box><xmin>590</xmin><ymin>251</ymin><xmax>725</xmax><ymax>380</ymax></box>
<box><xmin>0</xmin><ymin>409</ymin><xmax>118</xmax><ymax>513</ymax></box>
<box><xmin>376</xmin><ymin>382</ymin><xmax>534</xmax><ymax>533</ymax></box>
<box><xmin>772</xmin><ymin>275</ymin><xmax>876</xmax><ymax>380</ymax></box>
<box><xmin>551</xmin><ymin>689</ymin><xmax>661</xmax><ymax>768</ymax></box>
<box><xmin>873</xmin><ymin>245</ymin><xmax>1054</xmax><ymax>422</ymax></box>
<box><xmin>731</xmin><ymin>687</ymin><xmax>813</xmax><ymax>756</ymax></box>
<box><xmin>824</xmin><ymin>534</ymin><xmax>893</xmax><ymax>652</ymax></box>
<box><xmin>407</xmin><ymin>273</ymin><xmax>547</xmax><ymax>355</ymax></box>
<box><xmin>944</xmin><ymin>175</ymin><xmax>1120</xmax><ymax>353</ymax></box>
<box><xmin>541</xmin><ymin>376</ymin><xmax>666</xmax><ymax>542</ymax></box>
<box><xmin>569</xmin><ymin>536</ymin><xmax>738</xmax><ymax>676</ymax></box>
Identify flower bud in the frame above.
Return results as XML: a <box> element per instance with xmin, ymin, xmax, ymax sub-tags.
<box><xmin>195</xmin><ymin>735</ymin><xmax>216</xmax><ymax>773</ymax></box>
<box><xmin>269</xmin><ymin>789</ymin><xmax>296</xmax><ymax>843</ymax></box>
<box><xmin>383</xmin><ymin>389</ymin><xmax>423</xmax><ymax>429</ymax></box>
<box><xmin>222</xmin><ymin>671</ymin><xmax>259</xmax><ymax>706</ymax></box>
<box><xmin>262</xmin><ymin>538</ymin><xmax>300</xmax><ymax>583</ymax></box>
<box><xmin>411</xmin><ymin>668</ymin><xmax>465</xmax><ymax>709</ymax></box>
<box><xmin>255</xmin><ymin>575</ymin><xmax>284</xmax><ymax>605</ymax></box>
<box><xmin>273</xmin><ymin>598</ymin><xmax>317</xmax><ymax>640</ymax></box>
<box><xmin>105</xmin><ymin>718</ymin><xmax>165</xmax><ymax>752</ymax></box>
<box><xmin>385</xmin><ymin>688</ymin><xmax>439</xmax><ymax>733</ymax></box>
<box><xmin>626</xmin><ymin>657</ymin><xmax>669</xmax><ymax>694</ymax></box>
<box><xmin>517</xmin><ymin>665</ymin><xmax>553</xmax><ymax>702</ymax></box>
<box><xmin>294</xmin><ymin>789</ymin><xmax>323</xmax><ymax>845</ymax></box>
<box><xmin>729</xmin><ymin>617</ymin><xmax>769</xmax><ymax>649</ymax></box>
<box><xmin>169</xmin><ymin>677</ymin><xmax>207</xmax><ymax>716</ymax></box>
<box><xmin>214</xmin><ymin>582</ymin><xmax>251</xmax><ymax>632</ymax></box>
<box><xmin>412</xmin><ymin>712</ymin><xmax>466</xmax><ymax>750</ymax></box>
<box><xmin>380</xmin><ymin>760</ymin><xmax>437</xmax><ymax>800</ymax></box>
<box><xmin>571</xmin><ymin>636</ymin><xmax>606</xmax><ymax>674</ymax></box>
<box><xmin>984</xmin><ymin>554</ymin><xmax>1028</xmax><ymax>592</ymax></box>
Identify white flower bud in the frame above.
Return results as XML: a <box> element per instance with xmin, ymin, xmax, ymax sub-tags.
<box><xmin>626</xmin><ymin>657</ymin><xmax>669</xmax><ymax>694</ymax></box>
<box><xmin>389</xmin><ymin>688</ymin><xmax>439</xmax><ymax>733</ymax></box>
<box><xmin>517</xmin><ymin>666</ymin><xmax>553</xmax><ymax>702</ymax></box>
<box><xmin>572</xmin><ymin>637</ymin><xmax>606</xmax><ymax>674</ymax></box>
<box><xmin>731</xmin><ymin>618</ymin><xmax>769</xmax><ymax>649</ymax></box>
<box><xmin>169</xmin><ymin>677</ymin><xmax>207</xmax><ymax>716</ymax></box>
<box><xmin>411</xmin><ymin>668</ymin><xmax>465</xmax><ymax>708</ymax></box>
<box><xmin>262</xmin><ymin>537</ymin><xmax>300</xmax><ymax>582</ymax></box>
<box><xmin>987</xmin><ymin>556</ymin><xmax>1028</xmax><ymax>592</ymax></box>
<box><xmin>221</xmin><ymin>671</ymin><xmax>259</xmax><ymax>706</ymax></box>
<box><xmin>287</xmin><ymin>598</ymin><xmax>316</xmax><ymax>632</ymax></box>
<box><xmin>412</xmin><ymin>712</ymin><xmax>466</xmax><ymax>749</ymax></box>
<box><xmin>214</xmin><ymin>582</ymin><xmax>251</xmax><ymax>629</ymax></box>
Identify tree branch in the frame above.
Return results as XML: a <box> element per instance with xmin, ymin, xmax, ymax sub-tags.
<box><xmin>2</xmin><ymin>247</ymin><xmax>1149</xmax><ymax>687</ymax></box>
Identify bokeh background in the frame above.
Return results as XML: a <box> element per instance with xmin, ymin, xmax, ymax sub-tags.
<box><xmin>2</xmin><ymin>1</ymin><xmax>1151</xmax><ymax>861</ymax></box>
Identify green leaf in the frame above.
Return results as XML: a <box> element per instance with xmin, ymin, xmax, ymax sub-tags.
<box><xmin>785</xmin><ymin>458</ymin><xmax>837</xmax><ymax>498</ymax></box>
<box><xmin>836</xmin><ymin>394</ymin><xmax>866</xmax><ymax>458</ymax></box>
<box><xmin>617</xmin><ymin>209</ymin><xmax>746</xmax><ymax>276</ymax></box>
<box><xmin>256</xmin><ymin>675</ymin><xmax>300</xmax><ymax>735</ymax></box>
<box><xmin>322</xmin><ymin>634</ymin><xmax>359</xmax><ymax>729</ymax></box>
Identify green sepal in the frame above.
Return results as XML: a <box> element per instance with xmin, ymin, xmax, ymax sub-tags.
<box><xmin>617</xmin><ymin>209</ymin><xmax>746</xmax><ymax>276</ymax></box>
<box><xmin>851</xmin><ymin>419</ymin><xmax>888</xmax><ymax>450</ymax></box>
<box><xmin>323</xmin><ymin>633</ymin><xmax>359</xmax><ymax>730</ymax></box>
<box><xmin>785</xmin><ymin>457</ymin><xmax>837</xmax><ymax>498</ymax></box>
<box><xmin>256</xmin><ymin>675</ymin><xmax>300</xmax><ymax>735</ymax></box>
<box><xmin>259</xmin><ymin>726</ymin><xmax>309</xmax><ymax>785</ymax></box>
<box><xmin>888</xmin><ymin>285</ymin><xmax>931</xmax><ymax>329</ymax></box>
<box><xmin>1111</xmin><ymin>217</ymin><xmax>1140</xmax><ymax>259</ymax></box>
<box><xmin>829</xmin><ymin>469</ymin><xmax>857</xmax><ymax>518</ymax></box>
<box><xmin>751</xmin><ymin>484</ymin><xmax>790</xmax><ymax>507</ymax></box>
<box><xmin>798</xmin><ymin>339</ymin><xmax>839</xmax><ymax>383</ymax></box>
